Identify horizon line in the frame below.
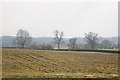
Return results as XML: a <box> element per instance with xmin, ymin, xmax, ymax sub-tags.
<box><xmin>0</xmin><ymin>35</ymin><xmax>119</xmax><ymax>38</ymax></box>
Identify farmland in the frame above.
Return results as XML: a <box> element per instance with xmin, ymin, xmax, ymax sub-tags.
<box><xmin>2</xmin><ymin>49</ymin><xmax>119</xmax><ymax>78</ymax></box>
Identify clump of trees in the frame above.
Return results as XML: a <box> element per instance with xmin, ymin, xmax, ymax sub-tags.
<box><xmin>84</xmin><ymin>32</ymin><xmax>99</xmax><ymax>50</ymax></box>
<box><xmin>27</xmin><ymin>42</ymin><xmax>41</xmax><ymax>49</ymax></box>
<box><xmin>99</xmin><ymin>39</ymin><xmax>112</xmax><ymax>49</ymax></box>
<box><xmin>27</xmin><ymin>42</ymin><xmax>53</xmax><ymax>50</ymax></box>
<box><xmin>68</xmin><ymin>37</ymin><xmax>77</xmax><ymax>50</ymax></box>
<box><xmin>14</xmin><ymin>29</ymin><xmax>32</xmax><ymax>48</ymax></box>
<box><xmin>40</xmin><ymin>44</ymin><xmax>53</xmax><ymax>50</ymax></box>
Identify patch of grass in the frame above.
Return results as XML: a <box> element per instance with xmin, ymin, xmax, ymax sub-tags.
<box><xmin>97</xmin><ymin>48</ymin><xmax>119</xmax><ymax>51</ymax></box>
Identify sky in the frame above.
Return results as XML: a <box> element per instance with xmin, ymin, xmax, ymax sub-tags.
<box><xmin>1</xmin><ymin>0</ymin><xmax>119</xmax><ymax>38</ymax></box>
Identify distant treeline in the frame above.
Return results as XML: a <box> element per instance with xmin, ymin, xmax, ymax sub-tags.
<box><xmin>1</xmin><ymin>29</ymin><xmax>119</xmax><ymax>50</ymax></box>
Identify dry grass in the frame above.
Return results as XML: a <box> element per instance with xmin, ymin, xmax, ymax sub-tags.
<box><xmin>2</xmin><ymin>49</ymin><xmax>118</xmax><ymax>78</ymax></box>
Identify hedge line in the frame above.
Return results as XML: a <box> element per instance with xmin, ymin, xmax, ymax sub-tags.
<box><xmin>54</xmin><ymin>49</ymin><xmax>120</xmax><ymax>54</ymax></box>
<box><xmin>1</xmin><ymin>47</ymin><xmax>120</xmax><ymax>54</ymax></box>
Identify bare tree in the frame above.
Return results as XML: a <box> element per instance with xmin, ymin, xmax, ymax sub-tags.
<box><xmin>14</xmin><ymin>29</ymin><xmax>32</xmax><ymax>48</ymax></box>
<box><xmin>85</xmin><ymin>32</ymin><xmax>98</xmax><ymax>50</ymax></box>
<box><xmin>53</xmin><ymin>30</ymin><xmax>64</xmax><ymax>49</ymax></box>
<box><xmin>68</xmin><ymin>37</ymin><xmax>77</xmax><ymax>49</ymax></box>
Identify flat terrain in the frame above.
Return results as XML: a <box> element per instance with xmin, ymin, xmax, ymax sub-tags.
<box><xmin>2</xmin><ymin>49</ymin><xmax>118</xmax><ymax>78</ymax></box>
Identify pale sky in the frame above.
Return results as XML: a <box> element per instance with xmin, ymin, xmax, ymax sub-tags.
<box><xmin>1</xmin><ymin>0</ymin><xmax>119</xmax><ymax>38</ymax></box>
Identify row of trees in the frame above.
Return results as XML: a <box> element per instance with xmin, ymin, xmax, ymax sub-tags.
<box><xmin>53</xmin><ymin>30</ymin><xmax>99</xmax><ymax>50</ymax></box>
<box><xmin>14</xmin><ymin>29</ymin><xmax>109</xmax><ymax>50</ymax></box>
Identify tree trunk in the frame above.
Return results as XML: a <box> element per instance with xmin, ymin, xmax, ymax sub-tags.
<box><xmin>91</xmin><ymin>43</ymin><xmax>94</xmax><ymax>50</ymax></box>
<box><xmin>58</xmin><ymin>44</ymin><xmax>60</xmax><ymax>50</ymax></box>
<box><xmin>22</xmin><ymin>44</ymin><xmax>24</xmax><ymax>49</ymax></box>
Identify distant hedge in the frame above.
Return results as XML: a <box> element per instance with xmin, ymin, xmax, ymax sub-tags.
<box><xmin>54</xmin><ymin>49</ymin><xmax>120</xmax><ymax>54</ymax></box>
<box><xmin>2</xmin><ymin>47</ymin><xmax>120</xmax><ymax>54</ymax></box>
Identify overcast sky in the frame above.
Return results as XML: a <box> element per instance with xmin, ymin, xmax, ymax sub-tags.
<box><xmin>1</xmin><ymin>0</ymin><xmax>119</xmax><ymax>38</ymax></box>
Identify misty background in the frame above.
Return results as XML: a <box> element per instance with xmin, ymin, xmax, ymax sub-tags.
<box><xmin>2</xmin><ymin>1</ymin><xmax>118</xmax><ymax>37</ymax></box>
<box><xmin>0</xmin><ymin>0</ymin><xmax>119</xmax><ymax>49</ymax></box>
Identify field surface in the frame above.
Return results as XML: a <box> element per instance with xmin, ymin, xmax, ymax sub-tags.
<box><xmin>2</xmin><ymin>49</ymin><xmax>118</xmax><ymax>78</ymax></box>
